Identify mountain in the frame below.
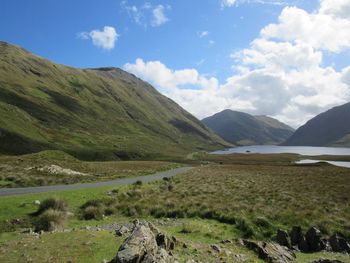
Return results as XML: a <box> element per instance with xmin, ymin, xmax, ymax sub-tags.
<box><xmin>0</xmin><ymin>41</ymin><xmax>229</xmax><ymax>160</ymax></box>
<box><xmin>202</xmin><ymin>109</ymin><xmax>294</xmax><ymax>145</ymax></box>
<box><xmin>283</xmin><ymin>102</ymin><xmax>350</xmax><ymax>147</ymax></box>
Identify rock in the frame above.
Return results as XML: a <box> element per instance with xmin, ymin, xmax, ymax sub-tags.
<box><xmin>330</xmin><ymin>234</ymin><xmax>350</xmax><ymax>254</ymax></box>
<box><xmin>234</xmin><ymin>254</ymin><xmax>247</xmax><ymax>261</ymax></box>
<box><xmin>306</xmin><ymin>227</ymin><xmax>323</xmax><ymax>252</ymax></box>
<box><xmin>312</xmin><ymin>259</ymin><xmax>345</xmax><ymax>263</ymax></box>
<box><xmin>298</xmin><ymin>236</ymin><xmax>309</xmax><ymax>252</ymax></box>
<box><xmin>290</xmin><ymin>226</ymin><xmax>303</xmax><ymax>247</ymax></box>
<box><xmin>21</xmin><ymin>228</ymin><xmax>33</xmax><ymax>234</ymax></box>
<box><xmin>220</xmin><ymin>239</ymin><xmax>233</xmax><ymax>244</ymax></box>
<box><xmin>115</xmin><ymin>226</ymin><xmax>130</xmax><ymax>237</ymax></box>
<box><xmin>111</xmin><ymin>221</ymin><xmax>176</xmax><ymax>263</ymax></box>
<box><xmin>210</xmin><ymin>244</ymin><xmax>221</xmax><ymax>253</ymax></box>
<box><xmin>339</xmin><ymin>237</ymin><xmax>350</xmax><ymax>254</ymax></box>
<box><xmin>243</xmin><ymin>240</ymin><xmax>296</xmax><ymax>263</ymax></box>
<box><xmin>276</xmin><ymin>229</ymin><xmax>292</xmax><ymax>249</ymax></box>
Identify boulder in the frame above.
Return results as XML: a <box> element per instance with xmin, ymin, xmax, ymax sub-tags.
<box><xmin>243</xmin><ymin>240</ymin><xmax>296</xmax><ymax>263</ymax></box>
<box><xmin>276</xmin><ymin>229</ymin><xmax>292</xmax><ymax>249</ymax></box>
<box><xmin>298</xmin><ymin>236</ymin><xmax>309</xmax><ymax>252</ymax></box>
<box><xmin>290</xmin><ymin>226</ymin><xmax>303</xmax><ymax>247</ymax></box>
<box><xmin>111</xmin><ymin>221</ymin><xmax>176</xmax><ymax>263</ymax></box>
<box><xmin>306</xmin><ymin>227</ymin><xmax>323</xmax><ymax>252</ymax></box>
<box><xmin>330</xmin><ymin>234</ymin><xmax>350</xmax><ymax>253</ymax></box>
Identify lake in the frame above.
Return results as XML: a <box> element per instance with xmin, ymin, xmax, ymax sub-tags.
<box><xmin>296</xmin><ymin>159</ymin><xmax>350</xmax><ymax>168</ymax></box>
<box><xmin>213</xmin><ymin>145</ymin><xmax>350</xmax><ymax>156</ymax></box>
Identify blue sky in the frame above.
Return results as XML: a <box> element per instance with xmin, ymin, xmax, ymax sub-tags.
<box><xmin>1</xmin><ymin>0</ymin><xmax>350</xmax><ymax>127</ymax></box>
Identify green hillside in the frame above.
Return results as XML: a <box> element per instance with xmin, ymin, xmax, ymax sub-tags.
<box><xmin>202</xmin><ymin>109</ymin><xmax>294</xmax><ymax>145</ymax></box>
<box><xmin>0</xmin><ymin>41</ymin><xmax>229</xmax><ymax>160</ymax></box>
<box><xmin>283</xmin><ymin>102</ymin><xmax>350</xmax><ymax>147</ymax></box>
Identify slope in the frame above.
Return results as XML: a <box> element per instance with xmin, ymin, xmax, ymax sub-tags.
<box><xmin>283</xmin><ymin>102</ymin><xmax>350</xmax><ymax>147</ymax></box>
<box><xmin>0</xmin><ymin>41</ymin><xmax>229</xmax><ymax>160</ymax></box>
<box><xmin>202</xmin><ymin>109</ymin><xmax>294</xmax><ymax>145</ymax></box>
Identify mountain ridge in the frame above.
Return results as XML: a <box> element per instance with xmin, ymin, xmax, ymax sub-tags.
<box><xmin>283</xmin><ymin>102</ymin><xmax>350</xmax><ymax>147</ymax></box>
<box><xmin>0</xmin><ymin>41</ymin><xmax>229</xmax><ymax>160</ymax></box>
<box><xmin>202</xmin><ymin>109</ymin><xmax>294</xmax><ymax>146</ymax></box>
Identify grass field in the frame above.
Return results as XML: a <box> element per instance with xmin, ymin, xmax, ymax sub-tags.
<box><xmin>0</xmin><ymin>150</ymin><xmax>181</xmax><ymax>187</ymax></box>
<box><xmin>0</xmin><ymin>153</ymin><xmax>349</xmax><ymax>262</ymax></box>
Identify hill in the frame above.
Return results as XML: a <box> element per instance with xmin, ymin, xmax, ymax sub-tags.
<box><xmin>283</xmin><ymin>102</ymin><xmax>350</xmax><ymax>147</ymax></box>
<box><xmin>202</xmin><ymin>109</ymin><xmax>294</xmax><ymax>145</ymax></box>
<box><xmin>0</xmin><ymin>41</ymin><xmax>229</xmax><ymax>160</ymax></box>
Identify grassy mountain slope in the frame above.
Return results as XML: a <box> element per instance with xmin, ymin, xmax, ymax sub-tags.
<box><xmin>283</xmin><ymin>102</ymin><xmax>350</xmax><ymax>147</ymax></box>
<box><xmin>202</xmin><ymin>109</ymin><xmax>294</xmax><ymax>145</ymax></box>
<box><xmin>0</xmin><ymin>41</ymin><xmax>229</xmax><ymax>160</ymax></box>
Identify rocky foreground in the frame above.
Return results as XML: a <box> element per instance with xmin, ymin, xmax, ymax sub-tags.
<box><xmin>106</xmin><ymin>220</ymin><xmax>350</xmax><ymax>263</ymax></box>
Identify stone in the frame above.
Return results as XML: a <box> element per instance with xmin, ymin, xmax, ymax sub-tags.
<box><xmin>312</xmin><ymin>259</ymin><xmax>344</xmax><ymax>263</ymax></box>
<box><xmin>210</xmin><ymin>244</ymin><xmax>221</xmax><ymax>253</ymax></box>
<box><xmin>276</xmin><ymin>229</ymin><xmax>292</xmax><ymax>249</ymax></box>
<box><xmin>115</xmin><ymin>226</ymin><xmax>130</xmax><ymax>237</ymax></box>
<box><xmin>329</xmin><ymin>234</ymin><xmax>350</xmax><ymax>254</ymax></box>
<box><xmin>220</xmin><ymin>239</ymin><xmax>233</xmax><ymax>244</ymax></box>
<box><xmin>306</xmin><ymin>227</ymin><xmax>323</xmax><ymax>252</ymax></box>
<box><xmin>290</xmin><ymin>226</ymin><xmax>303</xmax><ymax>247</ymax></box>
<box><xmin>298</xmin><ymin>236</ymin><xmax>309</xmax><ymax>252</ymax></box>
<box><xmin>111</xmin><ymin>221</ymin><xmax>176</xmax><ymax>263</ymax></box>
<box><xmin>243</xmin><ymin>240</ymin><xmax>296</xmax><ymax>263</ymax></box>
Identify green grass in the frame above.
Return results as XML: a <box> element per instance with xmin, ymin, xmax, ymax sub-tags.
<box><xmin>0</xmin><ymin>153</ymin><xmax>350</xmax><ymax>262</ymax></box>
<box><xmin>0</xmin><ymin>150</ymin><xmax>181</xmax><ymax>187</ymax></box>
<box><xmin>0</xmin><ymin>42</ymin><xmax>229</xmax><ymax>160</ymax></box>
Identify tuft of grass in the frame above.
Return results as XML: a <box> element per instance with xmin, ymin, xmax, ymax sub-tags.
<box><xmin>34</xmin><ymin>209</ymin><xmax>67</xmax><ymax>232</ymax></box>
<box><xmin>35</xmin><ymin>197</ymin><xmax>68</xmax><ymax>216</ymax></box>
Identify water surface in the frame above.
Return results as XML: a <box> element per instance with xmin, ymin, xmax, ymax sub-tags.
<box><xmin>213</xmin><ymin>145</ymin><xmax>350</xmax><ymax>156</ymax></box>
<box><xmin>296</xmin><ymin>159</ymin><xmax>350</xmax><ymax>169</ymax></box>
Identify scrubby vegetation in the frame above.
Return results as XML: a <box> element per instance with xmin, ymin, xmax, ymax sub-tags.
<box><xmin>0</xmin><ymin>154</ymin><xmax>349</xmax><ymax>262</ymax></box>
<box><xmin>78</xmin><ymin>162</ymin><xmax>350</xmax><ymax>240</ymax></box>
<box><xmin>0</xmin><ymin>150</ymin><xmax>180</xmax><ymax>187</ymax></box>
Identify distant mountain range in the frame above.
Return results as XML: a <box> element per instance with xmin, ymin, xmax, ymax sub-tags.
<box><xmin>283</xmin><ymin>102</ymin><xmax>350</xmax><ymax>147</ymax></box>
<box><xmin>202</xmin><ymin>109</ymin><xmax>294</xmax><ymax>145</ymax></box>
<box><xmin>0</xmin><ymin>41</ymin><xmax>229</xmax><ymax>160</ymax></box>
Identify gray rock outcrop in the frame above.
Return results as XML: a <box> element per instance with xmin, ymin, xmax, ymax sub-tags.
<box><xmin>111</xmin><ymin>221</ymin><xmax>177</xmax><ymax>263</ymax></box>
<box><xmin>243</xmin><ymin>239</ymin><xmax>296</xmax><ymax>263</ymax></box>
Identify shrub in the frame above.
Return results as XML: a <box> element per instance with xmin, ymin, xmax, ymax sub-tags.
<box><xmin>34</xmin><ymin>209</ymin><xmax>66</xmax><ymax>232</ymax></box>
<box><xmin>35</xmin><ymin>197</ymin><xmax>68</xmax><ymax>216</ymax></box>
<box><xmin>82</xmin><ymin>206</ymin><xmax>104</xmax><ymax>220</ymax></box>
<box><xmin>236</xmin><ymin>218</ymin><xmax>255</xmax><ymax>238</ymax></box>
<box><xmin>133</xmin><ymin>180</ymin><xmax>143</xmax><ymax>186</ymax></box>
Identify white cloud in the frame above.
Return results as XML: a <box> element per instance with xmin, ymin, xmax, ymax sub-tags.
<box><xmin>198</xmin><ymin>31</ymin><xmax>209</xmax><ymax>38</ymax></box>
<box><xmin>221</xmin><ymin>0</ymin><xmax>291</xmax><ymax>8</ymax></box>
<box><xmin>221</xmin><ymin>0</ymin><xmax>237</xmax><ymax>7</ymax></box>
<box><xmin>121</xmin><ymin>1</ymin><xmax>169</xmax><ymax>28</ymax></box>
<box><xmin>78</xmin><ymin>26</ymin><xmax>118</xmax><ymax>50</ymax></box>
<box><xmin>152</xmin><ymin>5</ymin><xmax>169</xmax><ymax>27</ymax></box>
<box><xmin>261</xmin><ymin>5</ymin><xmax>350</xmax><ymax>52</ymax></box>
<box><xmin>124</xmin><ymin>0</ymin><xmax>350</xmax><ymax>128</ymax></box>
<box><xmin>319</xmin><ymin>0</ymin><xmax>350</xmax><ymax>19</ymax></box>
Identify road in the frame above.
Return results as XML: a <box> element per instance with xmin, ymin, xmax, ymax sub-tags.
<box><xmin>0</xmin><ymin>167</ymin><xmax>193</xmax><ymax>197</ymax></box>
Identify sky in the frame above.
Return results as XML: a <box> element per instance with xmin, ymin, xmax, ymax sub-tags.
<box><xmin>1</xmin><ymin>0</ymin><xmax>350</xmax><ymax>128</ymax></box>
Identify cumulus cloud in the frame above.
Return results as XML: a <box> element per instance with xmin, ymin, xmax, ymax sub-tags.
<box><xmin>124</xmin><ymin>0</ymin><xmax>350</xmax><ymax>127</ymax></box>
<box><xmin>78</xmin><ymin>26</ymin><xmax>118</xmax><ymax>50</ymax></box>
<box><xmin>261</xmin><ymin>5</ymin><xmax>350</xmax><ymax>52</ymax></box>
<box><xmin>152</xmin><ymin>5</ymin><xmax>169</xmax><ymax>27</ymax></box>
